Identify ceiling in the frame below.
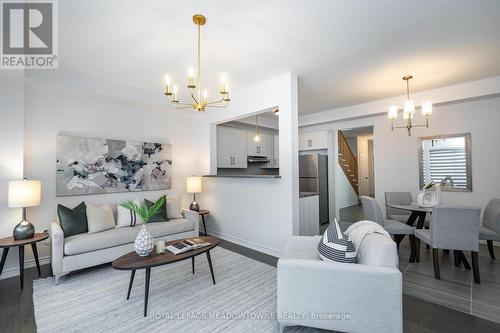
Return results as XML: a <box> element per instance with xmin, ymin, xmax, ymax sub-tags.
<box><xmin>342</xmin><ymin>126</ymin><xmax>373</xmax><ymax>138</ymax></box>
<box><xmin>58</xmin><ymin>0</ymin><xmax>500</xmax><ymax>115</ymax></box>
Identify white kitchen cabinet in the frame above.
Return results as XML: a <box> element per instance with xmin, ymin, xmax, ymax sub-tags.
<box><xmin>217</xmin><ymin>126</ymin><xmax>248</xmax><ymax>168</ymax></box>
<box><xmin>299</xmin><ymin>131</ymin><xmax>328</xmax><ymax>150</ymax></box>
<box><xmin>273</xmin><ymin>134</ymin><xmax>279</xmax><ymax>168</ymax></box>
<box><xmin>247</xmin><ymin>131</ymin><xmax>272</xmax><ymax>158</ymax></box>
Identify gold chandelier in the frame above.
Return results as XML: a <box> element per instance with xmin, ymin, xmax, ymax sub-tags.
<box><xmin>388</xmin><ymin>75</ymin><xmax>432</xmax><ymax>136</ymax></box>
<box><xmin>163</xmin><ymin>14</ymin><xmax>230</xmax><ymax>112</ymax></box>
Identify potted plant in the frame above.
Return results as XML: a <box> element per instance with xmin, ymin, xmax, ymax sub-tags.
<box><xmin>120</xmin><ymin>196</ymin><xmax>166</xmax><ymax>256</ymax></box>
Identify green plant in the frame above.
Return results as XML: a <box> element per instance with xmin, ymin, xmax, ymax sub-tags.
<box><xmin>424</xmin><ymin>181</ymin><xmax>435</xmax><ymax>190</ymax></box>
<box><xmin>120</xmin><ymin>196</ymin><xmax>166</xmax><ymax>224</ymax></box>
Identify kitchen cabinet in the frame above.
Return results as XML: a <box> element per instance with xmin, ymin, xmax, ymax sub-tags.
<box><xmin>272</xmin><ymin>134</ymin><xmax>279</xmax><ymax>168</ymax></box>
<box><xmin>217</xmin><ymin>126</ymin><xmax>247</xmax><ymax>168</ymax></box>
<box><xmin>299</xmin><ymin>131</ymin><xmax>328</xmax><ymax>150</ymax></box>
<box><xmin>247</xmin><ymin>131</ymin><xmax>272</xmax><ymax>158</ymax></box>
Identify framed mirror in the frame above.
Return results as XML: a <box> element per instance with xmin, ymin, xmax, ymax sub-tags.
<box><xmin>418</xmin><ymin>133</ymin><xmax>472</xmax><ymax>192</ymax></box>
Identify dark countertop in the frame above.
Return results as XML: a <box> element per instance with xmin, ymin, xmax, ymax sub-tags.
<box><xmin>300</xmin><ymin>191</ymin><xmax>319</xmax><ymax>198</ymax></box>
<box><xmin>203</xmin><ymin>175</ymin><xmax>281</xmax><ymax>179</ymax></box>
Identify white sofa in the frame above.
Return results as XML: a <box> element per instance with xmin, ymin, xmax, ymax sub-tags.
<box><xmin>277</xmin><ymin>234</ymin><xmax>402</xmax><ymax>333</ymax></box>
<box><xmin>50</xmin><ymin>207</ymin><xmax>199</xmax><ymax>285</ymax></box>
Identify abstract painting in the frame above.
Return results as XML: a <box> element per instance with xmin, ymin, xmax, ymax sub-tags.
<box><xmin>56</xmin><ymin>135</ymin><xmax>172</xmax><ymax>196</ymax></box>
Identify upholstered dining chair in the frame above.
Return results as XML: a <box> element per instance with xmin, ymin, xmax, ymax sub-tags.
<box><xmin>415</xmin><ymin>206</ymin><xmax>481</xmax><ymax>283</ymax></box>
<box><xmin>361</xmin><ymin>196</ymin><xmax>415</xmax><ymax>258</ymax></box>
<box><xmin>480</xmin><ymin>198</ymin><xmax>500</xmax><ymax>260</ymax></box>
<box><xmin>385</xmin><ymin>192</ymin><xmax>413</xmax><ymax>223</ymax></box>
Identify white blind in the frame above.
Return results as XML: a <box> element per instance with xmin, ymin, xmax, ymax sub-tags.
<box><xmin>422</xmin><ymin>148</ymin><xmax>468</xmax><ymax>188</ymax></box>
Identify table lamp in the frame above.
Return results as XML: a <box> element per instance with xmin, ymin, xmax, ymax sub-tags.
<box><xmin>8</xmin><ymin>179</ymin><xmax>41</xmax><ymax>240</ymax></box>
<box><xmin>186</xmin><ymin>176</ymin><xmax>202</xmax><ymax>212</ymax></box>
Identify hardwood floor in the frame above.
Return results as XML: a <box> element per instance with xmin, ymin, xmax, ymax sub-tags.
<box><xmin>1</xmin><ymin>238</ymin><xmax>499</xmax><ymax>332</ymax></box>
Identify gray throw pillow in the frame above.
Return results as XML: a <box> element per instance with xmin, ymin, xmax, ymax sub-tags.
<box><xmin>57</xmin><ymin>202</ymin><xmax>88</xmax><ymax>237</ymax></box>
<box><xmin>318</xmin><ymin>218</ymin><xmax>357</xmax><ymax>263</ymax></box>
<box><xmin>144</xmin><ymin>195</ymin><xmax>169</xmax><ymax>222</ymax></box>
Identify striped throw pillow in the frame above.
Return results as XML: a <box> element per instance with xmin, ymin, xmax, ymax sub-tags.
<box><xmin>318</xmin><ymin>218</ymin><xmax>357</xmax><ymax>263</ymax></box>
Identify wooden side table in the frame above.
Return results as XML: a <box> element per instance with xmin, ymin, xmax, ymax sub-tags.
<box><xmin>199</xmin><ymin>210</ymin><xmax>209</xmax><ymax>235</ymax></box>
<box><xmin>0</xmin><ymin>232</ymin><xmax>49</xmax><ymax>289</ymax></box>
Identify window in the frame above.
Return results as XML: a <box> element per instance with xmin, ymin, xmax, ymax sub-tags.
<box><xmin>419</xmin><ymin>133</ymin><xmax>472</xmax><ymax>192</ymax></box>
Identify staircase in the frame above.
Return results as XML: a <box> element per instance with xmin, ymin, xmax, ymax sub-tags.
<box><xmin>338</xmin><ymin>130</ymin><xmax>359</xmax><ymax>195</ymax></box>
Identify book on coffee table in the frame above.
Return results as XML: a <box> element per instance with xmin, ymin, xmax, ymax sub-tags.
<box><xmin>166</xmin><ymin>238</ymin><xmax>211</xmax><ymax>255</ymax></box>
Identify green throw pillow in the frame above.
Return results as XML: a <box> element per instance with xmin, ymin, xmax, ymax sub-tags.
<box><xmin>57</xmin><ymin>202</ymin><xmax>88</xmax><ymax>237</ymax></box>
<box><xmin>144</xmin><ymin>196</ymin><xmax>169</xmax><ymax>222</ymax></box>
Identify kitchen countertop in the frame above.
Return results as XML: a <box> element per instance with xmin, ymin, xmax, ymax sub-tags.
<box><xmin>203</xmin><ymin>175</ymin><xmax>281</xmax><ymax>179</ymax></box>
<box><xmin>300</xmin><ymin>191</ymin><xmax>319</xmax><ymax>198</ymax></box>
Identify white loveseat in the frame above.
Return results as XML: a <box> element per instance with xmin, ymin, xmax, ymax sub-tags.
<box><xmin>277</xmin><ymin>233</ymin><xmax>402</xmax><ymax>333</ymax></box>
<box><xmin>50</xmin><ymin>205</ymin><xmax>199</xmax><ymax>284</ymax></box>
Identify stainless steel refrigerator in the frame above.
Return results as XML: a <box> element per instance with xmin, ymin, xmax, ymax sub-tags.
<box><xmin>299</xmin><ymin>154</ymin><xmax>329</xmax><ymax>225</ymax></box>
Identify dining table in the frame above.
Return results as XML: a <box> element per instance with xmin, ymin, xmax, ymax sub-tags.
<box><xmin>384</xmin><ymin>203</ymin><xmax>471</xmax><ymax>268</ymax></box>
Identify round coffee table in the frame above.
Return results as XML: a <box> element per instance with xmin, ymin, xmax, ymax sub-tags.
<box><xmin>112</xmin><ymin>235</ymin><xmax>219</xmax><ymax>317</ymax></box>
<box><xmin>0</xmin><ymin>232</ymin><xmax>49</xmax><ymax>289</ymax></box>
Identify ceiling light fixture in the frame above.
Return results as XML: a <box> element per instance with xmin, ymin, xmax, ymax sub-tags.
<box><xmin>163</xmin><ymin>14</ymin><xmax>230</xmax><ymax>112</ymax></box>
<box><xmin>388</xmin><ymin>75</ymin><xmax>432</xmax><ymax>136</ymax></box>
<box><xmin>254</xmin><ymin>115</ymin><xmax>261</xmax><ymax>142</ymax></box>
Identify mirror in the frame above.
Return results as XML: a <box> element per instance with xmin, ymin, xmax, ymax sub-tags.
<box><xmin>418</xmin><ymin>133</ymin><xmax>472</xmax><ymax>192</ymax></box>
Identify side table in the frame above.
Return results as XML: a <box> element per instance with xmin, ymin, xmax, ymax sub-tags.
<box><xmin>199</xmin><ymin>210</ymin><xmax>210</xmax><ymax>235</ymax></box>
<box><xmin>0</xmin><ymin>232</ymin><xmax>49</xmax><ymax>289</ymax></box>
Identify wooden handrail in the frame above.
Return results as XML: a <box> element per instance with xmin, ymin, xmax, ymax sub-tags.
<box><xmin>338</xmin><ymin>130</ymin><xmax>359</xmax><ymax>195</ymax></box>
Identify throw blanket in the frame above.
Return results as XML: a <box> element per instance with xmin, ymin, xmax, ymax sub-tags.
<box><xmin>345</xmin><ymin>220</ymin><xmax>391</xmax><ymax>255</ymax></box>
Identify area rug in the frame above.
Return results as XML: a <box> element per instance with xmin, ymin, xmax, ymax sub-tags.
<box><xmin>33</xmin><ymin>247</ymin><xmax>323</xmax><ymax>332</ymax></box>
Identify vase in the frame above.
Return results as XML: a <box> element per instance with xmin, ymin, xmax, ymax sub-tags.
<box><xmin>417</xmin><ymin>185</ymin><xmax>440</xmax><ymax>208</ymax></box>
<box><xmin>135</xmin><ymin>224</ymin><xmax>154</xmax><ymax>256</ymax></box>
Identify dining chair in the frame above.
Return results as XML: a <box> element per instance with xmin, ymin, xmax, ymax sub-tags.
<box><xmin>415</xmin><ymin>206</ymin><xmax>481</xmax><ymax>283</ymax></box>
<box><xmin>360</xmin><ymin>196</ymin><xmax>416</xmax><ymax>257</ymax></box>
<box><xmin>479</xmin><ymin>198</ymin><xmax>500</xmax><ymax>260</ymax></box>
<box><xmin>385</xmin><ymin>192</ymin><xmax>413</xmax><ymax>223</ymax></box>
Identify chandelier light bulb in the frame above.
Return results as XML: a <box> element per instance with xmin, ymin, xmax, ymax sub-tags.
<box><xmin>388</xmin><ymin>105</ymin><xmax>398</xmax><ymax>119</ymax></box>
<box><xmin>164</xmin><ymin>75</ymin><xmax>171</xmax><ymax>86</ymax></box>
<box><xmin>422</xmin><ymin>101</ymin><xmax>432</xmax><ymax>116</ymax></box>
<box><xmin>254</xmin><ymin>133</ymin><xmax>261</xmax><ymax>142</ymax></box>
<box><xmin>220</xmin><ymin>73</ymin><xmax>226</xmax><ymax>84</ymax></box>
<box><xmin>188</xmin><ymin>67</ymin><xmax>194</xmax><ymax>78</ymax></box>
<box><xmin>404</xmin><ymin>100</ymin><xmax>415</xmax><ymax>114</ymax></box>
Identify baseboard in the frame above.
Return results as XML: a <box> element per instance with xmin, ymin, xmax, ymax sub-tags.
<box><xmin>0</xmin><ymin>256</ymin><xmax>50</xmax><ymax>280</ymax></box>
<box><xmin>206</xmin><ymin>229</ymin><xmax>283</xmax><ymax>258</ymax></box>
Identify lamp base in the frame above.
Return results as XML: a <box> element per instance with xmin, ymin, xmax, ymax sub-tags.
<box><xmin>189</xmin><ymin>201</ymin><xmax>200</xmax><ymax>212</ymax></box>
<box><xmin>13</xmin><ymin>220</ymin><xmax>35</xmax><ymax>240</ymax></box>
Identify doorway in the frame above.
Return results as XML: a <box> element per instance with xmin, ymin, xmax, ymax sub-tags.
<box><xmin>336</xmin><ymin>126</ymin><xmax>374</xmax><ymax>225</ymax></box>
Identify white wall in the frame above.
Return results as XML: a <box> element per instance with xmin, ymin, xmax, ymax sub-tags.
<box><xmin>0</xmin><ymin>70</ymin><xmax>204</xmax><ymax>278</ymax></box>
<box><xmin>197</xmin><ymin>73</ymin><xmax>299</xmax><ymax>256</ymax></box>
<box><xmin>0</xmin><ymin>74</ymin><xmax>25</xmax><ymax>274</ymax></box>
<box><xmin>301</xmin><ymin>95</ymin><xmax>500</xmax><ymax>218</ymax></box>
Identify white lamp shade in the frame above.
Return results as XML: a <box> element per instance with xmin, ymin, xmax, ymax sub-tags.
<box><xmin>404</xmin><ymin>100</ymin><xmax>415</xmax><ymax>114</ymax></box>
<box><xmin>8</xmin><ymin>180</ymin><xmax>41</xmax><ymax>208</ymax></box>
<box><xmin>186</xmin><ymin>176</ymin><xmax>202</xmax><ymax>193</ymax></box>
<box><xmin>422</xmin><ymin>101</ymin><xmax>432</xmax><ymax>116</ymax></box>
<box><xmin>388</xmin><ymin>106</ymin><xmax>398</xmax><ymax>119</ymax></box>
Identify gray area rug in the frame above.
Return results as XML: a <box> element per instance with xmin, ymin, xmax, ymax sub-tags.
<box><xmin>33</xmin><ymin>247</ymin><xmax>328</xmax><ymax>333</ymax></box>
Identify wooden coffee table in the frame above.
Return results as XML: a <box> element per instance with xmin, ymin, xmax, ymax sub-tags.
<box><xmin>112</xmin><ymin>235</ymin><xmax>219</xmax><ymax>317</ymax></box>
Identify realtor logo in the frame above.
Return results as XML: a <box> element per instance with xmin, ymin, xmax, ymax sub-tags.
<box><xmin>1</xmin><ymin>0</ymin><xmax>58</xmax><ymax>69</ymax></box>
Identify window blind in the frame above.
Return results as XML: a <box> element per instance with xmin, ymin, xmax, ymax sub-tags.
<box><xmin>422</xmin><ymin>148</ymin><xmax>468</xmax><ymax>188</ymax></box>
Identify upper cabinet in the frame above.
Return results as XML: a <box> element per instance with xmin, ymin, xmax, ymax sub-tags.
<box><xmin>217</xmin><ymin>126</ymin><xmax>248</xmax><ymax>168</ymax></box>
<box><xmin>247</xmin><ymin>131</ymin><xmax>273</xmax><ymax>158</ymax></box>
<box><xmin>273</xmin><ymin>134</ymin><xmax>279</xmax><ymax>168</ymax></box>
<box><xmin>299</xmin><ymin>131</ymin><xmax>328</xmax><ymax>151</ymax></box>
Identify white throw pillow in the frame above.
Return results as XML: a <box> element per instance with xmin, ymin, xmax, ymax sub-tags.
<box><xmin>166</xmin><ymin>196</ymin><xmax>183</xmax><ymax>219</ymax></box>
<box><xmin>86</xmin><ymin>204</ymin><xmax>116</xmax><ymax>233</ymax></box>
<box><xmin>116</xmin><ymin>199</ymin><xmax>145</xmax><ymax>228</ymax></box>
